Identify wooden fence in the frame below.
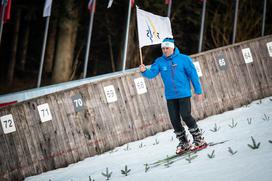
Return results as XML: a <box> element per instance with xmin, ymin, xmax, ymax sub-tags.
<box><xmin>0</xmin><ymin>35</ymin><xmax>272</xmax><ymax>180</ymax></box>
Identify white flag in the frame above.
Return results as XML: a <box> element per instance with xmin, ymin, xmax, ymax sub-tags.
<box><xmin>43</xmin><ymin>0</ymin><xmax>52</xmax><ymax>17</ymax></box>
<box><xmin>136</xmin><ymin>7</ymin><xmax>173</xmax><ymax>48</ymax></box>
<box><xmin>107</xmin><ymin>0</ymin><xmax>113</xmax><ymax>8</ymax></box>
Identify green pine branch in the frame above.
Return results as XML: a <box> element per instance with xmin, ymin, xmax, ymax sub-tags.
<box><xmin>228</xmin><ymin>147</ymin><xmax>238</xmax><ymax>155</ymax></box>
<box><xmin>124</xmin><ymin>144</ymin><xmax>130</xmax><ymax>151</ymax></box>
<box><xmin>210</xmin><ymin>124</ymin><xmax>220</xmax><ymax>132</ymax></box>
<box><xmin>228</xmin><ymin>119</ymin><xmax>238</xmax><ymax>128</ymax></box>
<box><xmin>153</xmin><ymin>138</ymin><xmax>160</xmax><ymax>145</ymax></box>
<box><xmin>247</xmin><ymin>118</ymin><xmax>252</xmax><ymax>125</ymax></box>
<box><xmin>262</xmin><ymin>114</ymin><xmax>270</xmax><ymax>121</ymax></box>
<box><xmin>144</xmin><ymin>163</ymin><xmax>150</xmax><ymax>173</ymax></box>
<box><xmin>89</xmin><ymin>176</ymin><xmax>95</xmax><ymax>181</ymax></box>
<box><xmin>121</xmin><ymin>165</ymin><xmax>131</xmax><ymax>176</ymax></box>
<box><xmin>139</xmin><ymin>142</ymin><xmax>145</xmax><ymax>148</ymax></box>
<box><xmin>164</xmin><ymin>155</ymin><xmax>174</xmax><ymax>168</ymax></box>
<box><xmin>247</xmin><ymin>136</ymin><xmax>261</xmax><ymax>149</ymax></box>
<box><xmin>207</xmin><ymin>150</ymin><xmax>215</xmax><ymax>158</ymax></box>
<box><xmin>101</xmin><ymin>168</ymin><xmax>112</xmax><ymax>180</ymax></box>
<box><xmin>185</xmin><ymin>153</ymin><xmax>198</xmax><ymax>163</ymax></box>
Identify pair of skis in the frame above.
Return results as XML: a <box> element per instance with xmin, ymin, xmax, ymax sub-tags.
<box><xmin>148</xmin><ymin>140</ymin><xmax>229</xmax><ymax>168</ymax></box>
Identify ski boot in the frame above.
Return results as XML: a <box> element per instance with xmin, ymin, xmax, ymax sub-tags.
<box><xmin>175</xmin><ymin>131</ymin><xmax>191</xmax><ymax>155</ymax></box>
<box><xmin>189</xmin><ymin>127</ymin><xmax>208</xmax><ymax>151</ymax></box>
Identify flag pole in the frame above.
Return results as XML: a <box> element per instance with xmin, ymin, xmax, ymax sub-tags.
<box><xmin>198</xmin><ymin>0</ymin><xmax>206</xmax><ymax>53</ymax></box>
<box><xmin>139</xmin><ymin>47</ymin><xmax>143</xmax><ymax>65</ymax></box>
<box><xmin>122</xmin><ymin>0</ymin><xmax>132</xmax><ymax>72</ymax></box>
<box><xmin>83</xmin><ymin>0</ymin><xmax>96</xmax><ymax>78</ymax></box>
<box><xmin>135</xmin><ymin>6</ymin><xmax>143</xmax><ymax>65</ymax></box>
<box><xmin>232</xmin><ymin>0</ymin><xmax>239</xmax><ymax>44</ymax></box>
<box><xmin>167</xmin><ymin>0</ymin><xmax>172</xmax><ymax>18</ymax></box>
<box><xmin>0</xmin><ymin>0</ymin><xmax>7</xmax><ymax>45</ymax></box>
<box><xmin>261</xmin><ymin>0</ymin><xmax>267</xmax><ymax>36</ymax></box>
<box><xmin>37</xmin><ymin>16</ymin><xmax>50</xmax><ymax>87</ymax></box>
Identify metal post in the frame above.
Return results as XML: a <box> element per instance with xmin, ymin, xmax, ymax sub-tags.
<box><xmin>261</xmin><ymin>0</ymin><xmax>267</xmax><ymax>36</ymax></box>
<box><xmin>198</xmin><ymin>0</ymin><xmax>206</xmax><ymax>53</ymax></box>
<box><xmin>167</xmin><ymin>0</ymin><xmax>172</xmax><ymax>18</ymax></box>
<box><xmin>232</xmin><ymin>0</ymin><xmax>239</xmax><ymax>44</ymax></box>
<box><xmin>0</xmin><ymin>0</ymin><xmax>7</xmax><ymax>45</ymax></box>
<box><xmin>122</xmin><ymin>0</ymin><xmax>132</xmax><ymax>72</ymax></box>
<box><xmin>83</xmin><ymin>0</ymin><xmax>96</xmax><ymax>78</ymax></box>
<box><xmin>37</xmin><ymin>16</ymin><xmax>50</xmax><ymax>87</ymax></box>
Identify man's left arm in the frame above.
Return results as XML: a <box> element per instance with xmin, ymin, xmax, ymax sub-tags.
<box><xmin>184</xmin><ymin>56</ymin><xmax>203</xmax><ymax>97</ymax></box>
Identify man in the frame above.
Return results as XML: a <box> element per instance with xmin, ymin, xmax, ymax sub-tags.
<box><xmin>139</xmin><ymin>37</ymin><xmax>207</xmax><ymax>154</ymax></box>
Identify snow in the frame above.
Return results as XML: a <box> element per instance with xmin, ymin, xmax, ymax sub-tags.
<box><xmin>25</xmin><ymin>97</ymin><xmax>272</xmax><ymax>181</ymax></box>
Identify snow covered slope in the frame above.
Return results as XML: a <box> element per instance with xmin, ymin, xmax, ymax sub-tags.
<box><xmin>25</xmin><ymin>97</ymin><xmax>272</xmax><ymax>181</ymax></box>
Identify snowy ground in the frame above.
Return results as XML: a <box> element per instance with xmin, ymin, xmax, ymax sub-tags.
<box><xmin>25</xmin><ymin>97</ymin><xmax>272</xmax><ymax>181</ymax></box>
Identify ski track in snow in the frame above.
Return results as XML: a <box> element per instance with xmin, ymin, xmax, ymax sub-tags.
<box><xmin>25</xmin><ymin>97</ymin><xmax>272</xmax><ymax>181</ymax></box>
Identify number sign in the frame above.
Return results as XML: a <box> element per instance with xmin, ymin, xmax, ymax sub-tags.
<box><xmin>37</xmin><ymin>103</ymin><xmax>52</xmax><ymax>122</ymax></box>
<box><xmin>217</xmin><ymin>54</ymin><xmax>228</xmax><ymax>70</ymax></box>
<box><xmin>266</xmin><ymin>42</ymin><xmax>272</xmax><ymax>57</ymax></box>
<box><xmin>71</xmin><ymin>94</ymin><xmax>85</xmax><ymax>112</ymax></box>
<box><xmin>193</xmin><ymin>61</ymin><xmax>203</xmax><ymax>77</ymax></box>
<box><xmin>104</xmin><ymin>85</ymin><xmax>117</xmax><ymax>103</ymax></box>
<box><xmin>242</xmin><ymin>48</ymin><xmax>253</xmax><ymax>63</ymax></box>
<box><xmin>134</xmin><ymin>77</ymin><xmax>147</xmax><ymax>95</ymax></box>
<box><xmin>0</xmin><ymin>114</ymin><xmax>16</xmax><ymax>134</ymax></box>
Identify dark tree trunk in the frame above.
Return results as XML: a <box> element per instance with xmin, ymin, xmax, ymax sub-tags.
<box><xmin>7</xmin><ymin>9</ymin><xmax>21</xmax><ymax>86</ymax></box>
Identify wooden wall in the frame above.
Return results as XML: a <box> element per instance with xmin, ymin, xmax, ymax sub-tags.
<box><xmin>0</xmin><ymin>35</ymin><xmax>272</xmax><ymax>180</ymax></box>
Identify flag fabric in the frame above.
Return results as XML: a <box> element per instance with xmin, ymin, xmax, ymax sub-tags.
<box><xmin>88</xmin><ymin>0</ymin><xmax>96</xmax><ymax>12</ymax></box>
<box><xmin>107</xmin><ymin>0</ymin><xmax>113</xmax><ymax>8</ymax></box>
<box><xmin>0</xmin><ymin>0</ymin><xmax>11</xmax><ymax>23</ymax></box>
<box><xmin>43</xmin><ymin>0</ymin><xmax>52</xmax><ymax>17</ymax></box>
<box><xmin>136</xmin><ymin>7</ymin><xmax>173</xmax><ymax>48</ymax></box>
<box><xmin>165</xmin><ymin>0</ymin><xmax>171</xmax><ymax>5</ymax></box>
<box><xmin>131</xmin><ymin>0</ymin><xmax>134</xmax><ymax>7</ymax></box>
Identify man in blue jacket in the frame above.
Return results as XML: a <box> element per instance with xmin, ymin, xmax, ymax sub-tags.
<box><xmin>139</xmin><ymin>37</ymin><xmax>207</xmax><ymax>154</ymax></box>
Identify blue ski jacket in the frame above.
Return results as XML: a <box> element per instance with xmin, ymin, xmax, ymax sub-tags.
<box><xmin>142</xmin><ymin>48</ymin><xmax>202</xmax><ymax>100</ymax></box>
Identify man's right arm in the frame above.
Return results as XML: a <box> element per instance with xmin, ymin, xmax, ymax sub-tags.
<box><xmin>139</xmin><ymin>61</ymin><xmax>160</xmax><ymax>79</ymax></box>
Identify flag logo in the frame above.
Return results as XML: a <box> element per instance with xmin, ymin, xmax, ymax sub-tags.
<box><xmin>145</xmin><ymin>17</ymin><xmax>160</xmax><ymax>43</ymax></box>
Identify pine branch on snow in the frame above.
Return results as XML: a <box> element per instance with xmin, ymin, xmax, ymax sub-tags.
<box><xmin>153</xmin><ymin>139</ymin><xmax>159</xmax><ymax>145</ymax></box>
<box><xmin>89</xmin><ymin>176</ymin><xmax>95</xmax><ymax>181</ymax></box>
<box><xmin>228</xmin><ymin>119</ymin><xmax>238</xmax><ymax>128</ymax></box>
<box><xmin>139</xmin><ymin>142</ymin><xmax>145</xmax><ymax>148</ymax></box>
<box><xmin>262</xmin><ymin>114</ymin><xmax>270</xmax><ymax>121</ymax></box>
<box><xmin>247</xmin><ymin>118</ymin><xmax>252</xmax><ymax>125</ymax></box>
<box><xmin>208</xmin><ymin>150</ymin><xmax>215</xmax><ymax>158</ymax></box>
<box><xmin>124</xmin><ymin>144</ymin><xmax>130</xmax><ymax>151</ymax></box>
<box><xmin>144</xmin><ymin>163</ymin><xmax>150</xmax><ymax>172</ymax></box>
<box><xmin>164</xmin><ymin>155</ymin><xmax>174</xmax><ymax>168</ymax></box>
<box><xmin>210</xmin><ymin>124</ymin><xmax>220</xmax><ymax>132</ymax></box>
<box><xmin>185</xmin><ymin>153</ymin><xmax>198</xmax><ymax>163</ymax></box>
<box><xmin>101</xmin><ymin>168</ymin><xmax>112</xmax><ymax>180</ymax></box>
<box><xmin>228</xmin><ymin>147</ymin><xmax>238</xmax><ymax>155</ymax></box>
<box><xmin>247</xmin><ymin>136</ymin><xmax>261</xmax><ymax>149</ymax></box>
<box><xmin>121</xmin><ymin>165</ymin><xmax>131</xmax><ymax>176</ymax></box>
<box><xmin>144</xmin><ymin>163</ymin><xmax>150</xmax><ymax>173</ymax></box>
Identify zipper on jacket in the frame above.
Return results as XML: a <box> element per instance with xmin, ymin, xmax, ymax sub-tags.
<box><xmin>170</xmin><ymin>59</ymin><xmax>178</xmax><ymax>96</ymax></box>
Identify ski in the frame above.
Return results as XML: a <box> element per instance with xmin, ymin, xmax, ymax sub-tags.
<box><xmin>148</xmin><ymin>140</ymin><xmax>229</xmax><ymax>168</ymax></box>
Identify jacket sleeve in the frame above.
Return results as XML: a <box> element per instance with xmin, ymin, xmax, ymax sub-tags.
<box><xmin>184</xmin><ymin>56</ymin><xmax>203</xmax><ymax>94</ymax></box>
<box><xmin>141</xmin><ymin>60</ymin><xmax>160</xmax><ymax>79</ymax></box>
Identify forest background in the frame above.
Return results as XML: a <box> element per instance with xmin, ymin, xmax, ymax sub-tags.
<box><xmin>0</xmin><ymin>0</ymin><xmax>271</xmax><ymax>95</ymax></box>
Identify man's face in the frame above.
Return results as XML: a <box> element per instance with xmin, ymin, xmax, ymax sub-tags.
<box><xmin>162</xmin><ymin>47</ymin><xmax>174</xmax><ymax>57</ymax></box>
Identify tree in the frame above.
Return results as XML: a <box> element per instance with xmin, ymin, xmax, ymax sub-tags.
<box><xmin>51</xmin><ymin>0</ymin><xmax>80</xmax><ymax>83</ymax></box>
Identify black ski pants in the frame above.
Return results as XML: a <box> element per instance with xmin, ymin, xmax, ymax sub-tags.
<box><xmin>166</xmin><ymin>97</ymin><xmax>197</xmax><ymax>134</ymax></box>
